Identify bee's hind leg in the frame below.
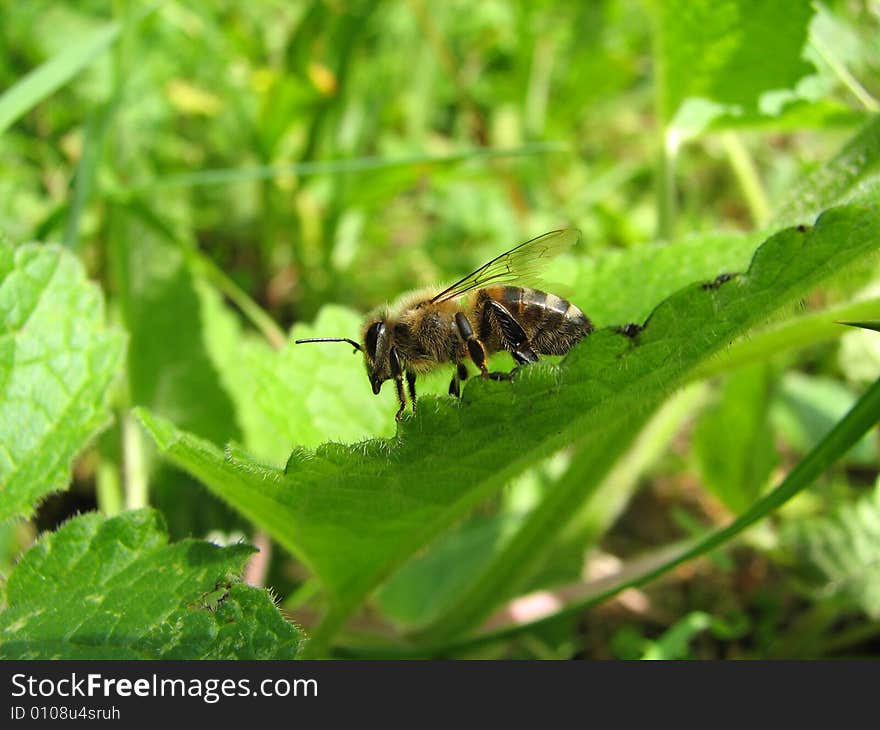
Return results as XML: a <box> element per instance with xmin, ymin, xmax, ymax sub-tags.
<box><xmin>481</xmin><ymin>299</ymin><xmax>539</xmax><ymax>380</ymax></box>
<box><xmin>484</xmin><ymin>299</ymin><xmax>539</xmax><ymax>366</ymax></box>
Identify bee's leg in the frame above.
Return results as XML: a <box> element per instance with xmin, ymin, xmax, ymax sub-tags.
<box><xmin>394</xmin><ymin>376</ymin><xmax>406</xmax><ymax>421</ymax></box>
<box><xmin>406</xmin><ymin>370</ymin><xmax>417</xmax><ymax>412</ymax></box>
<box><xmin>448</xmin><ymin>362</ymin><xmax>469</xmax><ymax>397</ymax></box>
<box><xmin>389</xmin><ymin>346</ymin><xmax>407</xmax><ymax>421</ymax></box>
<box><xmin>487</xmin><ymin>370</ymin><xmax>514</xmax><ymax>381</ymax></box>
<box><xmin>454</xmin><ymin>312</ymin><xmax>490</xmax><ymax>377</ymax></box>
<box><xmin>484</xmin><ymin>299</ymin><xmax>539</xmax><ymax>365</ymax></box>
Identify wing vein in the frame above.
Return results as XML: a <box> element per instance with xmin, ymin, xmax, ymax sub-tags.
<box><xmin>430</xmin><ymin>229</ymin><xmax>580</xmax><ymax>303</ymax></box>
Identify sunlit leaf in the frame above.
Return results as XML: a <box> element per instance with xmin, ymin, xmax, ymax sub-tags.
<box><xmin>0</xmin><ymin>509</ymin><xmax>302</xmax><ymax>659</ymax></box>
<box><xmin>653</xmin><ymin>0</ymin><xmax>817</xmax><ymax>132</ymax></box>
<box><xmin>0</xmin><ymin>242</ymin><xmax>125</xmax><ymax>521</ymax></box>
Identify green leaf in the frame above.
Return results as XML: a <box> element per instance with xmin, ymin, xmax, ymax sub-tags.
<box><xmin>639</xmin><ymin>611</ymin><xmax>712</xmax><ymax>660</ymax></box>
<box><xmin>108</xmin><ymin>204</ymin><xmax>247</xmax><ymax>535</ymax></box>
<box><xmin>775</xmin><ymin>115</ymin><xmax>880</xmax><ymax>227</ymax></box>
<box><xmin>0</xmin><ymin>509</ymin><xmax>302</xmax><ymax>659</ymax></box>
<box><xmin>549</xmin><ymin>230</ymin><xmax>762</xmax><ymax>327</ymax></box>
<box><xmin>0</xmin><ymin>242</ymin><xmax>125</xmax><ymax>521</ymax></box>
<box><xmin>772</xmin><ymin>372</ymin><xmax>878</xmax><ymax>466</ymax></box>
<box><xmin>787</xmin><ymin>480</ymin><xmax>880</xmax><ymax>619</ymax></box>
<box><xmin>653</xmin><ymin>0</ymin><xmax>817</xmax><ymax>130</ymax></box>
<box><xmin>111</xmin><ymin>204</ymin><xmax>240</xmax><ymax>447</ymax></box>
<box><xmin>0</xmin><ymin>22</ymin><xmax>120</xmax><ymax>136</ymax></box>
<box><xmin>631</xmin><ymin>610</ymin><xmax>746</xmax><ymax>659</ymax></box>
<box><xmin>694</xmin><ymin>363</ymin><xmax>777</xmax><ymax>513</ymax></box>
<box><xmin>139</xmin><ymin>204</ymin><xmax>880</xmax><ymax>646</ymax></box>
<box><xmin>208</xmin><ymin>304</ymin><xmax>397</xmax><ymax>463</ymax></box>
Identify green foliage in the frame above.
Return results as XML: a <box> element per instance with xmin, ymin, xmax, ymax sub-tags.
<box><xmin>2</xmin><ymin>0</ymin><xmax>880</xmax><ymax>660</ymax></box>
<box><xmin>653</xmin><ymin>0</ymin><xmax>817</xmax><ymax>133</ymax></box>
<box><xmin>113</xmin><ymin>206</ymin><xmax>240</xmax><ymax>447</ymax></box>
<box><xmin>0</xmin><ymin>242</ymin><xmax>124</xmax><ymax>521</ymax></box>
<box><xmin>787</xmin><ymin>480</ymin><xmax>880</xmax><ymax>619</ymax></box>
<box><xmin>775</xmin><ymin>115</ymin><xmax>880</xmax><ymax>225</ymax></box>
<box><xmin>694</xmin><ymin>363</ymin><xmax>777</xmax><ymax>513</ymax></box>
<box><xmin>458</xmin><ymin>374</ymin><xmax>880</xmax><ymax>655</ymax></box>
<box><xmin>612</xmin><ymin>611</ymin><xmax>746</xmax><ymax>659</ymax></box>
<box><xmin>140</xmin><ymin>203</ymin><xmax>880</xmax><ymax>644</ymax></box>
<box><xmin>0</xmin><ymin>21</ymin><xmax>120</xmax><ymax>135</ymax></box>
<box><xmin>0</xmin><ymin>509</ymin><xmax>302</xmax><ymax>659</ymax></box>
<box><xmin>772</xmin><ymin>372</ymin><xmax>878</xmax><ymax>467</ymax></box>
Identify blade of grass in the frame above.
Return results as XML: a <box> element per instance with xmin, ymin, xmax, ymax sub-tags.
<box><xmin>838</xmin><ymin>320</ymin><xmax>880</xmax><ymax>332</ymax></box>
<box><xmin>116</xmin><ymin>143</ymin><xmax>568</xmax><ymax>192</ymax></box>
<box><xmin>62</xmin><ymin>90</ymin><xmax>121</xmax><ymax>251</ymax></box>
<box><xmin>0</xmin><ymin>22</ymin><xmax>120</xmax><ymax>135</ymax></box>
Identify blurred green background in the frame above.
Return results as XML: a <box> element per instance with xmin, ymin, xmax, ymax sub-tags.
<box><xmin>2</xmin><ymin>0</ymin><xmax>880</xmax><ymax>658</ymax></box>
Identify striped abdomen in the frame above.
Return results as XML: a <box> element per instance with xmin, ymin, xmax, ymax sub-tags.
<box><xmin>477</xmin><ymin>286</ymin><xmax>593</xmax><ymax>356</ymax></box>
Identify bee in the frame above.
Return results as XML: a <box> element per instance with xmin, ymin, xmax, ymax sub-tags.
<box><xmin>296</xmin><ymin>230</ymin><xmax>593</xmax><ymax>421</ymax></box>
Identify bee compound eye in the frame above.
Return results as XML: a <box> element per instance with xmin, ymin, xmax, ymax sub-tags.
<box><xmin>365</xmin><ymin>322</ymin><xmax>385</xmax><ymax>359</ymax></box>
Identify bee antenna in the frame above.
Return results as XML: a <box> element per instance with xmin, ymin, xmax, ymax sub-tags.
<box><xmin>294</xmin><ymin>337</ymin><xmax>363</xmax><ymax>354</ymax></box>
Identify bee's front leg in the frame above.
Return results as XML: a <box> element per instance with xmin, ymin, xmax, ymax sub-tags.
<box><xmin>406</xmin><ymin>370</ymin><xmax>417</xmax><ymax>413</ymax></box>
<box><xmin>389</xmin><ymin>346</ymin><xmax>408</xmax><ymax>421</ymax></box>
<box><xmin>454</xmin><ymin>313</ymin><xmax>489</xmax><ymax>378</ymax></box>
<box><xmin>394</xmin><ymin>376</ymin><xmax>406</xmax><ymax>421</ymax></box>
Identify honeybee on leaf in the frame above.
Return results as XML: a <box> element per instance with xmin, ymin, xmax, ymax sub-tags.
<box><xmin>296</xmin><ymin>229</ymin><xmax>593</xmax><ymax>421</ymax></box>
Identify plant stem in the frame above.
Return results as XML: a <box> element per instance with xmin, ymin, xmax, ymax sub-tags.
<box><xmin>810</xmin><ymin>36</ymin><xmax>880</xmax><ymax>113</ymax></box>
<box><xmin>123</xmin><ymin>413</ymin><xmax>148</xmax><ymax>510</ymax></box>
<box><xmin>189</xmin><ymin>249</ymin><xmax>287</xmax><ymax>350</ymax></box>
<box><xmin>657</xmin><ymin>128</ymin><xmax>680</xmax><ymax>240</ymax></box>
<box><xmin>720</xmin><ymin>132</ymin><xmax>771</xmax><ymax>227</ymax></box>
<box><xmin>96</xmin><ymin>457</ymin><xmax>123</xmax><ymax>516</ymax></box>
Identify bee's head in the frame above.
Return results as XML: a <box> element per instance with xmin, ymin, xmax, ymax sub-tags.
<box><xmin>362</xmin><ymin>320</ymin><xmax>399</xmax><ymax>395</ymax></box>
<box><xmin>293</xmin><ymin>316</ymin><xmax>401</xmax><ymax>396</ymax></box>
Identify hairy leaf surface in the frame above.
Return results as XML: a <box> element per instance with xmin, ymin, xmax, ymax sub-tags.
<box><xmin>0</xmin><ymin>243</ymin><xmax>125</xmax><ymax>521</ymax></box>
<box><xmin>0</xmin><ymin>510</ymin><xmax>302</xmax><ymax>659</ymax></box>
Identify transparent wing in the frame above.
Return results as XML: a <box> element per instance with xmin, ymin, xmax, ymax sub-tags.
<box><xmin>431</xmin><ymin>229</ymin><xmax>580</xmax><ymax>303</ymax></box>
